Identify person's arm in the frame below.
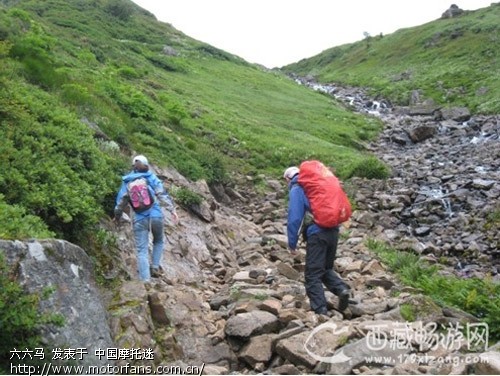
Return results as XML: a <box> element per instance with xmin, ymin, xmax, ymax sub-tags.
<box><xmin>150</xmin><ymin>174</ymin><xmax>178</xmax><ymax>221</ymax></box>
<box><xmin>114</xmin><ymin>183</ymin><xmax>129</xmax><ymax>220</ymax></box>
<box><xmin>287</xmin><ymin>186</ymin><xmax>306</xmax><ymax>251</ymax></box>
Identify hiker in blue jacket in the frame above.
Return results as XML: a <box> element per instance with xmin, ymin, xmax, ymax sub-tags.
<box><xmin>284</xmin><ymin>166</ymin><xmax>350</xmax><ymax>316</ymax></box>
<box><xmin>114</xmin><ymin>155</ymin><xmax>178</xmax><ymax>282</ymax></box>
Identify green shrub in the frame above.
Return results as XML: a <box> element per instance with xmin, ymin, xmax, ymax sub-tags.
<box><xmin>485</xmin><ymin>206</ymin><xmax>500</xmax><ymax>230</ymax></box>
<box><xmin>0</xmin><ymin>195</ymin><xmax>55</xmax><ymax>239</ymax></box>
<box><xmin>8</xmin><ymin>22</ymin><xmax>65</xmax><ymax>89</ymax></box>
<box><xmin>196</xmin><ymin>44</ymin><xmax>237</xmax><ymax>62</ymax></box>
<box><xmin>79</xmin><ymin>228</ymin><xmax>122</xmax><ymax>288</ymax></box>
<box><xmin>347</xmin><ymin>156</ymin><xmax>391</xmax><ymax>179</ymax></box>
<box><xmin>105</xmin><ymin>82</ymin><xmax>157</xmax><ymax>120</ymax></box>
<box><xmin>171</xmin><ymin>186</ymin><xmax>203</xmax><ymax>208</ymax></box>
<box><xmin>400</xmin><ymin>304</ymin><xmax>416</xmax><ymax>322</ymax></box>
<box><xmin>117</xmin><ymin>66</ymin><xmax>141</xmax><ymax>79</ymax></box>
<box><xmin>197</xmin><ymin>149</ymin><xmax>228</xmax><ymax>185</ymax></box>
<box><xmin>0</xmin><ymin>41</ymin><xmax>12</xmax><ymax>57</ymax></box>
<box><xmin>60</xmin><ymin>83</ymin><xmax>91</xmax><ymax>106</ymax></box>
<box><xmin>169</xmin><ymin>157</ymin><xmax>205</xmax><ymax>182</ymax></box>
<box><xmin>104</xmin><ymin>0</ymin><xmax>134</xmax><ymax>21</ymax></box>
<box><xmin>0</xmin><ymin>83</ymin><xmax>118</xmax><ymax>242</ymax></box>
<box><xmin>147</xmin><ymin>55</ymin><xmax>187</xmax><ymax>73</ymax></box>
<box><xmin>164</xmin><ymin>101</ymin><xmax>188</xmax><ymax>126</ymax></box>
<box><xmin>7</xmin><ymin>8</ymin><xmax>32</xmax><ymax>23</ymax></box>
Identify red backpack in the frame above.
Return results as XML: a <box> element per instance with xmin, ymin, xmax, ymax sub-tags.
<box><xmin>298</xmin><ymin>160</ymin><xmax>352</xmax><ymax>228</ymax></box>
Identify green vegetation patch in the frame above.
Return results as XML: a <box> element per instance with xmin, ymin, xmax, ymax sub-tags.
<box><xmin>0</xmin><ymin>0</ymin><xmax>385</xmax><ymax>244</ymax></box>
<box><xmin>367</xmin><ymin>239</ymin><xmax>500</xmax><ymax>341</ymax></box>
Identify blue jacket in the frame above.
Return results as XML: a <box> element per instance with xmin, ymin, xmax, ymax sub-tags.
<box><xmin>286</xmin><ymin>175</ymin><xmax>322</xmax><ymax>249</ymax></box>
<box><xmin>114</xmin><ymin>170</ymin><xmax>175</xmax><ymax>223</ymax></box>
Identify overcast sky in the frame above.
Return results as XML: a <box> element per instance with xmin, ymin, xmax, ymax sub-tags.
<box><xmin>131</xmin><ymin>0</ymin><xmax>495</xmax><ymax>68</ymax></box>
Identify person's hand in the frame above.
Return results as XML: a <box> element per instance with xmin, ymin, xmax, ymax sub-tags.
<box><xmin>289</xmin><ymin>248</ymin><xmax>303</xmax><ymax>262</ymax></box>
<box><xmin>113</xmin><ymin>215</ymin><xmax>122</xmax><ymax>227</ymax></box>
<box><xmin>171</xmin><ymin>211</ymin><xmax>179</xmax><ymax>225</ymax></box>
<box><xmin>114</xmin><ymin>211</ymin><xmax>130</xmax><ymax>226</ymax></box>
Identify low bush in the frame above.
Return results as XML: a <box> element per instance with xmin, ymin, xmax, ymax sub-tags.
<box><xmin>346</xmin><ymin>156</ymin><xmax>391</xmax><ymax>179</ymax></box>
<box><xmin>367</xmin><ymin>239</ymin><xmax>500</xmax><ymax>341</ymax></box>
<box><xmin>170</xmin><ymin>186</ymin><xmax>203</xmax><ymax>208</ymax></box>
<box><xmin>0</xmin><ymin>195</ymin><xmax>54</xmax><ymax>239</ymax></box>
<box><xmin>105</xmin><ymin>81</ymin><xmax>157</xmax><ymax>120</ymax></box>
<box><xmin>0</xmin><ymin>82</ymin><xmax>118</xmax><ymax>242</ymax></box>
<box><xmin>104</xmin><ymin>0</ymin><xmax>133</xmax><ymax>21</ymax></box>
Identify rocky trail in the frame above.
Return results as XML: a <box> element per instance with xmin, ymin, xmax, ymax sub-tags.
<box><xmin>2</xmin><ymin>80</ymin><xmax>499</xmax><ymax>374</ymax></box>
<box><xmin>106</xmin><ymin>79</ymin><xmax>499</xmax><ymax>374</ymax></box>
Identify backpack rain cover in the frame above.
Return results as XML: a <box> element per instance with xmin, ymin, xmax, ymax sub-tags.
<box><xmin>298</xmin><ymin>160</ymin><xmax>352</xmax><ymax>228</ymax></box>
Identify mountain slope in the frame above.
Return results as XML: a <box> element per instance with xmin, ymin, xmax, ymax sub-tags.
<box><xmin>282</xmin><ymin>3</ymin><xmax>500</xmax><ymax>114</ymax></box>
<box><xmin>0</xmin><ymin>0</ymin><xmax>381</xmax><ymax>241</ymax></box>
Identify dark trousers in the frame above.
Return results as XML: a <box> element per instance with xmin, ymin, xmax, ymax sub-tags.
<box><xmin>305</xmin><ymin>228</ymin><xmax>349</xmax><ymax>313</ymax></box>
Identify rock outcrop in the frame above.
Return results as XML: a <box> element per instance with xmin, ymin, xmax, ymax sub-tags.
<box><xmin>0</xmin><ymin>239</ymin><xmax>114</xmax><ymax>367</ymax></box>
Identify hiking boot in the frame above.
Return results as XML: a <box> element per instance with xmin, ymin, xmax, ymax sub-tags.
<box><xmin>314</xmin><ymin>307</ymin><xmax>333</xmax><ymax>323</ymax></box>
<box><xmin>338</xmin><ymin>289</ymin><xmax>350</xmax><ymax>312</ymax></box>
<box><xmin>150</xmin><ymin>266</ymin><xmax>163</xmax><ymax>278</ymax></box>
<box><xmin>317</xmin><ymin>313</ymin><xmax>331</xmax><ymax>324</ymax></box>
<box><xmin>315</xmin><ymin>307</ymin><xmax>328</xmax><ymax>315</ymax></box>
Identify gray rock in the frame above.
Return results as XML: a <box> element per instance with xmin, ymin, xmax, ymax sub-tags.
<box><xmin>327</xmin><ymin>337</ymin><xmax>410</xmax><ymax>375</ymax></box>
<box><xmin>406</xmin><ymin>124</ymin><xmax>438</xmax><ymax>143</ymax></box>
<box><xmin>0</xmin><ymin>239</ymin><xmax>114</xmax><ymax>366</ymax></box>
<box><xmin>225</xmin><ymin>310</ymin><xmax>280</xmax><ymax>338</ymax></box>
<box><xmin>239</xmin><ymin>334</ymin><xmax>275</xmax><ymax>368</ymax></box>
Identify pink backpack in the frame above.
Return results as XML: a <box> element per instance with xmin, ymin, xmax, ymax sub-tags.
<box><xmin>127</xmin><ymin>178</ymin><xmax>154</xmax><ymax>212</ymax></box>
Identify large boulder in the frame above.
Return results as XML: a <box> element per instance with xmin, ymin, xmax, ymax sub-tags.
<box><xmin>0</xmin><ymin>239</ymin><xmax>114</xmax><ymax>366</ymax></box>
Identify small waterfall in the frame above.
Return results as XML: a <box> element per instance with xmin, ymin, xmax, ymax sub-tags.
<box><xmin>470</xmin><ymin>132</ymin><xmax>497</xmax><ymax>144</ymax></box>
<box><xmin>419</xmin><ymin>186</ymin><xmax>453</xmax><ymax>217</ymax></box>
<box><xmin>367</xmin><ymin>101</ymin><xmax>381</xmax><ymax>116</ymax></box>
<box><xmin>291</xmin><ymin>75</ymin><xmax>392</xmax><ymax>116</ymax></box>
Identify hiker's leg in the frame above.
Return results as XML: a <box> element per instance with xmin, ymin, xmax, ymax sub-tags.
<box><xmin>305</xmin><ymin>233</ymin><xmax>328</xmax><ymax>313</ymax></box>
<box><xmin>134</xmin><ymin>218</ymin><xmax>151</xmax><ymax>281</ymax></box>
<box><xmin>150</xmin><ymin>217</ymin><xmax>165</xmax><ymax>269</ymax></box>
<box><xmin>322</xmin><ymin>227</ymin><xmax>350</xmax><ymax>294</ymax></box>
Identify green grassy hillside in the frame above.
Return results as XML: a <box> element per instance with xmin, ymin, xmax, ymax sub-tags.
<box><xmin>0</xmin><ymin>0</ymin><xmax>382</xmax><ymax>242</ymax></box>
<box><xmin>282</xmin><ymin>3</ymin><xmax>500</xmax><ymax>114</ymax></box>
<box><xmin>2</xmin><ymin>1</ymin><xmax>498</xmax><ymax>243</ymax></box>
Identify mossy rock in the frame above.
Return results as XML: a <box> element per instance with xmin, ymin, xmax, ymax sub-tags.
<box><xmin>400</xmin><ymin>294</ymin><xmax>442</xmax><ymax>321</ymax></box>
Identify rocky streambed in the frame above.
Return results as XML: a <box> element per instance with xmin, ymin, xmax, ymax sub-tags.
<box><xmin>296</xmin><ymin>77</ymin><xmax>499</xmax><ymax>279</ymax></box>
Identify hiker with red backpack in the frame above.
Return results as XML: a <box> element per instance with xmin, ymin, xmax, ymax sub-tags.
<box><xmin>114</xmin><ymin>155</ymin><xmax>178</xmax><ymax>283</ymax></box>
<box><xmin>284</xmin><ymin>161</ymin><xmax>351</xmax><ymax>316</ymax></box>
